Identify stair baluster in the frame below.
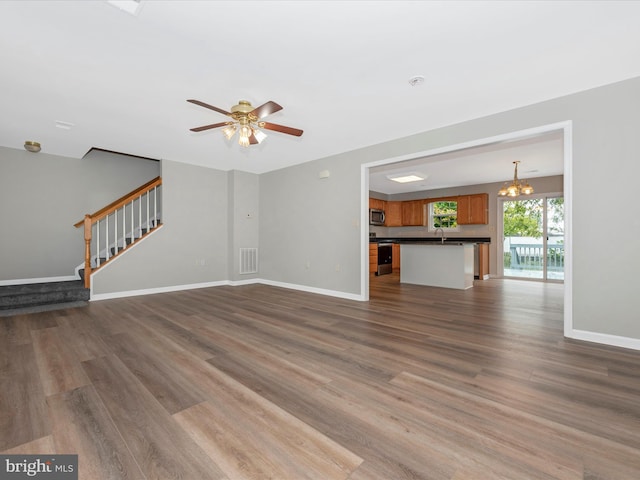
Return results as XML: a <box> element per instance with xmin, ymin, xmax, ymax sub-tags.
<box><xmin>96</xmin><ymin>221</ymin><xmax>100</xmax><ymax>268</ymax></box>
<box><xmin>105</xmin><ymin>213</ymin><xmax>110</xmax><ymax>261</ymax></box>
<box><xmin>122</xmin><ymin>201</ymin><xmax>126</xmax><ymax>252</ymax></box>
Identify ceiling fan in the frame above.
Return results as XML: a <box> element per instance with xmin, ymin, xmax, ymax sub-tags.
<box><xmin>187</xmin><ymin>99</ymin><xmax>303</xmax><ymax>147</ymax></box>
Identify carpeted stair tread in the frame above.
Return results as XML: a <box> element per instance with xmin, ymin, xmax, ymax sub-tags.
<box><xmin>0</xmin><ymin>280</ymin><xmax>90</xmax><ymax>311</ymax></box>
<box><xmin>0</xmin><ymin>300</ymin><xmax>89</xmax><ymax>317</ymax></box>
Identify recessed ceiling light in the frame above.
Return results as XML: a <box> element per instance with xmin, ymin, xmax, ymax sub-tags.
<box><xmin>387</xmin><ymin>173</ymin><xmax>426</xmax><ymax>183</ymax></box>
<box><xmin>55</xmin><ymin>120</ymin><xmax>75</xmax><ymax>130</ymax></box>
<box><xmin>107</xmin><ymin>0</ymin><xmax>142</xmax><ymax>16</ymax></box>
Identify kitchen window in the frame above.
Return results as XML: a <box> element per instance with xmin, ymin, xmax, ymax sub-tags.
<box><xmin>428</xmin><ymin>201</ymin><xmax>460</xmax><ymax>231</ymax></box>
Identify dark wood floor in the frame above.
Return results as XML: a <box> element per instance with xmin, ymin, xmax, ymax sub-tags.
<box><xmin>2</xmin><ymin>274</ymin><xmax>640</xmax><ymax>479</ymax></box>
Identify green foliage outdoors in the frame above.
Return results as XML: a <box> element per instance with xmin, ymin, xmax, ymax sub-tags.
<box><xmin>432</xmin><ymin>201</ymin><xmax>457</xmax><ymax>229</ymax></box>
<box><xmin>503</xmin><ymin>197</ymin><xmax>564</xmax><ymax>238</ymax></box>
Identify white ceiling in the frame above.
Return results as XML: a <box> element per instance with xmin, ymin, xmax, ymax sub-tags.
<box><xmin>1</xmin><ymin>1</ymin><xmax>640</xmax><ymax>177</ymax></box>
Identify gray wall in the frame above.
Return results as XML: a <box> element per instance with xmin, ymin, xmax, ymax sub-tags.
<box><xmin>0</xmin><ymin>147</ymin><xmax>159</xmax><ymax>281</ymax></box>
<box><xmin>260</xmin><ymin>76</ymin><xmax>640</xmax><ymax>340</ymax></box>
<box><xmin>92</xmin><ymin>159</ymin><xmax>228</xmax><ymax>295</ymax></box>
<box><xmin>260</xmin><ymin>159</ymin><xmax>362</xmax><ymax>295</ymax></box>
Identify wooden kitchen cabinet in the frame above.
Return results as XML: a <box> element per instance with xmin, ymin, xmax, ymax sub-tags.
<box><xmin>369</xmin><ymin>198</ymin><xmax>385</xmax><ymax>211</ymax></box>
<box><xmin>369</xmin><ymin>243</ymin><xmax>378</xmax><ymax>274</ymax></box>
<box><xmin>385</xmin><ymin>201</ymin><xmax>403</xmax><ymax>227</ymax></box>
<box><xmin>401</xmin><ymin>200</ymin><xmax>424</xmax><ymax>226</ymax></box>
<box><xmin>457</xmin><ymin>193</ymin><xmax>488</xmax><ymax>225</ymax></box>
<box><xmin>392</xmin><ymin>243</ymin><xmax>401</xmax><ymax>270</ymax></box>
<box><xmin>477</xmin><ymin>243</ymin><xmax>489</xmax><ymax>280</ymax></box>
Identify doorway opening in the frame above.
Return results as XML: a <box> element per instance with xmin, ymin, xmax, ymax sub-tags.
<box><xmin>361</xmin><ymin>120</ymin><xmax>572</xmax><ymax>334</ymax></box>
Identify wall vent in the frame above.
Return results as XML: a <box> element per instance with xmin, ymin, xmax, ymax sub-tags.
<box><xmin>239</xmin><ymin>248</ymin><xmax>258</xmax><ymax>274</ymax></box>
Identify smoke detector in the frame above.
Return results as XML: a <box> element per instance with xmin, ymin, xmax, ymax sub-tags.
<box><xmin>408</xmin><ymin>75</ymin><xmax>425</xmax><ymax>87</ymax></box>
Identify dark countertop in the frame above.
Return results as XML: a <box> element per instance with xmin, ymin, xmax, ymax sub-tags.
<box><xmin>370</xmin><ymin>236</ymin><xmax>491</xmax><ymax>244</ymax></box>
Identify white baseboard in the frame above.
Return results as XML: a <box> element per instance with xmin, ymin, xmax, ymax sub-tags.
<box><xmin>257</xmin><ymin>279</ymin><xmax>365</xmax><ymax>301</ymax></box>
<box><xmin>0</xmin><ymin>275</ymin><xmax>78</xmax><ymax>286</ymax></box>
<box><xmin>566</xmin><ymin>329</ymin><xmax>640</xmax><ymax>352</ymax></box>
<box><xmin>90</xmin><ymin>280</ymin><xmax>230</xmax><ymax>301</ymax></box>
<box><xmin>90</xmin><ymin>277</ymin><xmax>365</xmax><ymax>302</ymax></box>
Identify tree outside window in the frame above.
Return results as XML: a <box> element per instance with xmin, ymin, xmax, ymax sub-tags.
<box><xmin>430</xmin><ymin>201</ymin><xmax>459</xmax><ymax>230</ymax></box>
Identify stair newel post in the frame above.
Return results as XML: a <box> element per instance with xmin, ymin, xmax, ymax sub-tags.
<box><xmin>83</xmin><ymin>214</ymin><xmax>92</xmax><ymax>289</ymax></box>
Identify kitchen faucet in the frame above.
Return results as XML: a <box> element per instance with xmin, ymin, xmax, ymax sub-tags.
<box><xmin>434</xmin><ymin>227</ymin><xmax>446</xmax><ymax>244</ymax></box>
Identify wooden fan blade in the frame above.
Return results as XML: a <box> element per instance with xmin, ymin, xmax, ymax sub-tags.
<box><xmin>261</xmin><ymin>122</ymin><xmax>303</xmax><ymax>137</ymax></box>
<box><xmin>190</xmin><ymin>122</ymin><xmax>228</xmax><ymax>132</ymax></box>
<box><xmin>187</xmin><ymin>99</ymin><xmax>231</xmax><ymax>116</ymax></box>
<box><xmin>250</xmin><ymin>101</ymin><xmax>283</xmax><ymax>119</ymax></box>
<box><xmin>249</xmin><ymin>133</ymin><xmax>259</xmax><ymax>145</ymax></box>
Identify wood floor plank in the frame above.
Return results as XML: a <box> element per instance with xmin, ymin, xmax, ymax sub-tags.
<box><xmin>47</xmin><ymin>385</ymin><xmax>145</xmax><ymax>480</ymax></box>
<box><xmin>1</xmin><ymin>435</ymin><xmax>55</xmax><ymax>455</ymax></box>
<box><xmin>175</xmin><ymin>400</ymin><xmax>362</xmax><ymax>480</ymax></box>
<box><xmin>107</xmin><ymin>331</ymin><xmax>206</xmax><ymax>414</ymax></box>
<box><xmin>81</xmin><ymin>354</ymin><xmax>228</xmax><ymax>479</ymax></box>
<box><xmin>55</xmin><ymin>317</ymin><xmax>112</xmax><ymax>362</ymax></box>
<box><xmin>31</xmin><ymin>327</ymin><xmax>91</xmax><ymax>396</ymax></box>
<box><xmin>145</xmin><ymin>338</ymin><xmax>363</xmax><ymax>478</ymax></box>
<box><xmin>0</xmin><ymin>343</ymin><xmax>50</xmax><ymax>451</ymax></box>
<box><xmin>0</xmin><ymin>316</ymin><xmax>33</xmax><ymax>346</ymax></box>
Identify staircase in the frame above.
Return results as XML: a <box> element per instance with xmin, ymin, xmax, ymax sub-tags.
<box><xmin>0</xmin><ymin>280</ymin><xmax>90</xmax><ymax>317</ymax></box>
<box><xmin>1</xmin><ymin>177</ymin><xmax>162</xmax><ymax>317</ymax></box>
<box><xmin>75</xmin><ymin>176</ymin><xmax>162</xmax><ymax>288</ymax></box>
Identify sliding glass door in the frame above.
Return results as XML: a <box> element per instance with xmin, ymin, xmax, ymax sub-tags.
<box><xmin>501</xmin><ymin>195</ymin><xmax>564</xmax><ymax>281</ymax></box>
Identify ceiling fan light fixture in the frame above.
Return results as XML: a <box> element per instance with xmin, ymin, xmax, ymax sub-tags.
<box><xmin>222</xmin><ymin>124</ymin><xmax>236</xmax><ymax>140</ymax></box>
<box><xmin>187</xmin><ymin>98</ymin><xmax>303</xmax><ymax>149</ymax></box>
<box><xmin>253</xmin><ymin>129</ymin><xmax>267</xmax><ymax>144</ymax></box>
<box><xmin>238</xmin><ymin>125</ymin><xmax>251</xmax><ymax>147</ymax></box>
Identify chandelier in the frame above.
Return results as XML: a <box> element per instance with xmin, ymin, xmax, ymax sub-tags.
<box><xmin>498</xmin><ymin>161</ymin><xmax>534</xmax><ymax>197</ymax></box>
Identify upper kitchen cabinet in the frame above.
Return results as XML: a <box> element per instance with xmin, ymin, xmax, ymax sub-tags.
<box><xmin>369</xmin><ymin>198</ymin><xmax>385</xmax><ymax>211</ymax></box>
<box><xmin>457</xmin><ymin>193</ymin><xmax>488</xmax><ymax>225</ymax></box>
<box><xmin>385</xmin><ymin>201</ymin><xmax>403</xmax><ymax>227</ymax></box>
<box><xmin>402</xmin><ymin>200</ymin><xmax>425</xmax><ymax>226</ymax></box>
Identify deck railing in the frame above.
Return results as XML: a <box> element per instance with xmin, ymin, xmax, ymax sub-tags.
<box><xmin>505</xmin><ymin>243</ymin><xmax>564</xmax><ymax>272</ymax></box>
<box><xmin>74</xmin><ymin>176</ymin><xmax>162</xmax><ymax>288</ymax></box>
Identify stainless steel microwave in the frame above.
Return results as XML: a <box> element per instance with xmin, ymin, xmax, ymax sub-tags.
<box><xmin>369</xmin><ymin>208</ymin><xmax>385</xmax><ymax>226</ymax></box>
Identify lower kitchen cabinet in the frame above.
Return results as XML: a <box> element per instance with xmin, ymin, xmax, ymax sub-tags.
<box><xmin>392</xmin><ymin>243</ymin><xmax>400</xmax><ymax>270</ymax></box>
<box><xmin>477</xmin><ymin>243</ymin><xmax>489</xmax><ymax>279</ymax></box>
<box><xmin>369</xmin><ymin>243</ymin><xmax>378</xmax><ymax>274</ymax></box>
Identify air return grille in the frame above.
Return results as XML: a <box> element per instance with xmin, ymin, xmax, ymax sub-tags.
<box><xmin>239</xmin><ymin>248</ymin><xmax>258</xmax><ymax>274</ymax></box>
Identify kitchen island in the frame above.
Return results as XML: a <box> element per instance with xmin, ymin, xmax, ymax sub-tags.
<box><xmin>400</xmin><ymin>243</ymin><xmax>475</xmax><ymax>290</ymax></box>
